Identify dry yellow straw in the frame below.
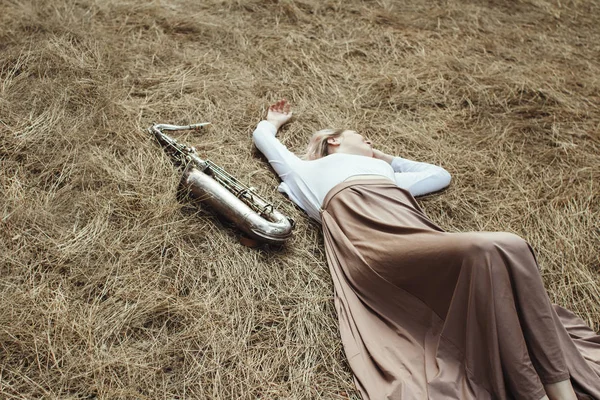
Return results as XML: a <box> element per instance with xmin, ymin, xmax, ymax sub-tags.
<box><xmin>0</xmin><ymin>0</ymin><xmax>598</xmax><ymax>398</ymax></box>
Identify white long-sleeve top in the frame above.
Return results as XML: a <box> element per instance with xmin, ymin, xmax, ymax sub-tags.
<box><xmin>253</xmin><ymin>121</ymin><xmax>452</xmax><ymax>222</ymax></box>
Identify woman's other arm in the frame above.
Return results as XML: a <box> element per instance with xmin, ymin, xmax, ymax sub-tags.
<box><xmin>252</xmin><ymin>100</ymin><xmax>302</xmax><ymax>180</ymax></box>
<box><xmin>373</xmin><ymin>149</ymin><xmax>452</xmax><ymax>196</ymax></box>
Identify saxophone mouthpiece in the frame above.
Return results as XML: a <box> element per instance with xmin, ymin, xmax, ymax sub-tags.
<box><xmin>191</xmin><ymin>122</ymin><xmax>211</xmax><ymax>130</ymax></box>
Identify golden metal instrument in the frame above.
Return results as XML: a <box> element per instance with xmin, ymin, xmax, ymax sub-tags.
<box><xmin>149</xmin><ymin>123</ymin><xmax>294</xmax><ymax>246</ymax></box>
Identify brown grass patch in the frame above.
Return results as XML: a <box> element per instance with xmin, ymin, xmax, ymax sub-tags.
<box><xmin>1</xmin><ymin>0</ymin><xmax>599</xmax><ymax>398</ymax></box>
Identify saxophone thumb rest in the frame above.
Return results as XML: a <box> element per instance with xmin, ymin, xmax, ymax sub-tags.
<box><xmin>148</xmin><ymin>123</ymin><xmax>295</xmax><ymax>247</ymax></box>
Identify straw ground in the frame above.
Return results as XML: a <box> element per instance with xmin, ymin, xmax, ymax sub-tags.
<box><xmin>1</xmin><ymin>0</ymin><xmax>599</xmax><ymax>398</ymax></box>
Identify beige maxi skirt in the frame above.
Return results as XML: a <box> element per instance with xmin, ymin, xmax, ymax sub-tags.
<box><xmin>320</xmin><ymin>178</ymin><xmax>600</xmax><ymax>400</ymax></box>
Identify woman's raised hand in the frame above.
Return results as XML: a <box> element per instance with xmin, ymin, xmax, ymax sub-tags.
<box><xmin>266</xmin><ymin>99</ymin><xmax>293</xmax><ymax>131</ymax></box>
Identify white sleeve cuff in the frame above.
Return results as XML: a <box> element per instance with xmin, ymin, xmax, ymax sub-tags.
<box><xmin>256</xmin><ymin>120</ymin><xmax>278</xmax><ymax>136</ymax></box>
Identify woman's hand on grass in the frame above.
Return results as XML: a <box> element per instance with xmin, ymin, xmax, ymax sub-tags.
<box><xmin>266</xmin><ymin>99</ymin><xmax>293</xmax><ymax>131</ymax></box>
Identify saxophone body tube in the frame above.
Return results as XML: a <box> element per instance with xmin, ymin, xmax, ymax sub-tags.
<box><xmin>181</xmin><ymin>166</ymin><xmax>294</xmax><ymax>245</ymax></box>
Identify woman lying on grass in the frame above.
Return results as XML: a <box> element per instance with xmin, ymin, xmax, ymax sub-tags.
<box><xmin>252</xmin><ymin>99</ymin><xmax>600</xmax><ymax>400</ymax></box>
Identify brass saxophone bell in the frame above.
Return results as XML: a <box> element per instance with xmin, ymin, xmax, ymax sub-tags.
<box><xmin>180</xmin><ymin>164</ymin><xmax>293</xmax><ymax>245</ymax></box>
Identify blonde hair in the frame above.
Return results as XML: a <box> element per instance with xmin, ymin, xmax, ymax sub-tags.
<box><xmin>301</xmin><ymin>129</ymin><xmax>345</xmax><ymax>161</ymax></box>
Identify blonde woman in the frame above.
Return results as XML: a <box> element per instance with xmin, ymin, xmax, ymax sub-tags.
<box><xmin>252</xmin><ymin>99</ymin><xmax>600</xmax><ymax>400</ymax></box>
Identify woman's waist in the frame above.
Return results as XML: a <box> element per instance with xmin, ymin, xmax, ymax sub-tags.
<box><xmin>321</xmin><ymin>175</ymin><xmax>399</xmax><ymax>212</ymax></box>
<box><xmin>343</xmin><ymin>174</ymin><xmax>394</xmax><ymax>183</ymax></box>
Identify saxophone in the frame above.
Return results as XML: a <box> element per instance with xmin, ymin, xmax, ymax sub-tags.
<box><xmin>148</xmin><ymin>123</ymin><xmax>294</xmax><ymax>246</ymax></box>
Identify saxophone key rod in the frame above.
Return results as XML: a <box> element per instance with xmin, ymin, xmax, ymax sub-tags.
<box><xmin>151</xmin><ymin>122</ymin><xmax>211</xmax><ymax>131</ymax></box>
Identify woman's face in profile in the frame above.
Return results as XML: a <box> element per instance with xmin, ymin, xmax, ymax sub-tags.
<box><xmin>340</xmin><ymin>130</ymin><xmax>373</xmax><ymax>157</ymax></box>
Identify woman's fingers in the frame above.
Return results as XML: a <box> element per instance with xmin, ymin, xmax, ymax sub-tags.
<box><xmin>269</xmin><ymin>99</ymin><xmax>291</xmax><ymax>115</ymax></box>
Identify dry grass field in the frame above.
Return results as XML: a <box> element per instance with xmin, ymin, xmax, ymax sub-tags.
<box><xmin>1</xmin><ymin>0</ymin><xmax>599</xmax><ymax>398</ymax></box>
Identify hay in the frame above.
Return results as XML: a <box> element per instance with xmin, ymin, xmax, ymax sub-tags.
<box><xmin>1</xmin><ymin>0</ymin><xmax>598</xmax><ymax>398</ymax></box>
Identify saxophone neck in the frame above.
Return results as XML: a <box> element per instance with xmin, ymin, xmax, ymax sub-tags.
<box><xmin>148</xmin><ymin>123</ymin><xmax>209</xmax><ymax>169</ymax></box>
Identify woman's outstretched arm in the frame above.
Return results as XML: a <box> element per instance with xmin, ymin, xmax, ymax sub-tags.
<box><xmin>252</xmin><ymin>100</ymin><xmax>302</xmax><ymax>180</ymax></box>
<box><xmin>373</xmin><ymin>149</ymin><xmax>452</xmax><ymax>196</ymax></box>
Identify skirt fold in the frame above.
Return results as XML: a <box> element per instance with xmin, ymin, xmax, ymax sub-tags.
<box><xmin>321</xmin><ymin>179</ymin><xmax>600</xmax><ymax>400</ymax></box>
